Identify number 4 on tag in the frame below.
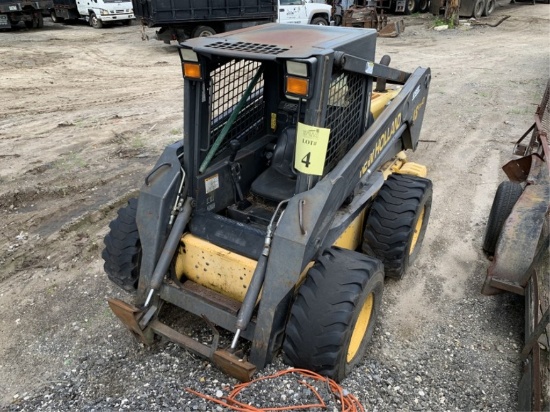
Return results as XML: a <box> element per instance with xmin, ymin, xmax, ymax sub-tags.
<box><xmin>294</xmin><ymin>122</ymin><xmax>330</xmax><ymax>176</ymax></box>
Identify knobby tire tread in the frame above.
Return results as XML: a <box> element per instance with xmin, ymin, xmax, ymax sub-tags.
<box><xmin>362</xmin><ymin>174</ymin><xmax>432</xmax><ymax>279</ymax></box>
<box><xmin>101</xmin><ymin>198</ymin><xmax>141</xmax><ymax>292</ymax></box>
<box><xmin>283</xmin><ymin>248</ymin><xmax>384</xmax><ymax>382</ymax></box>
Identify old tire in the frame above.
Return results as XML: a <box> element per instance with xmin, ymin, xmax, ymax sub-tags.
<box><xmin>419</xmin><ymin>0</ymin><xmax>430</xmax><ymax>12</ymax></box>
<box><xmin>311</xmin><ymin>16</ymin><xmax>329</xmax><ymax>25</ymax></box>
<box><xmin>482</xmin><ymin>181</ymin><xmax>522</xmax><ymax>256</ymax></box>
<box><xmin>473</xmin><ymin>0</ymin><xmax>484</xmax><ymax>18</ymax></box>
<box><xmin>283</xmin><ymin>248</ymin><xmax>384</xmax><ymax>382</ymax></box>
<box><xmin>102</xmin><ymin>198</ymin><xmax>141</xmax><ymax>293</ymax></box>
<box><xmin>192</xmin><ymin>25</ymin><xmax>215</xmax><ymax>37</ymax></box>
<box><xmin>90</xmin><ymin>13</ymin><xmax>103</xmax><ymax>28</ymax></box>
<box><xmin>362</xmin><ymin>174</ymin><xmax>432</xmax><ymax>279</ymax></box>
<box><xmin>406</xmin><ymin>0</ymin><xmax>420</xmax><ymax>13</ymax></box>
<box><xmin>483</xmin><ymin>0</ymin><xmax>495</xmax><ymax>15</ymax></box>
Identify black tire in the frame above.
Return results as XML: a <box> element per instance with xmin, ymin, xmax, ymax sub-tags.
<box><xmin>24</xmin><ymin>20</ymin><xmax>34</xmax><ymax>29</ymax></box>
<box><xmin>334</xmin><ymin>14</ymin><xmax>342</xmax><ymax>26</ymax></box>
<box><xmin>419</xmin><ymin>0</ymin><xmax>430</xmax><ymax>12</ymax></box>
<box><xmin>283</xmin><ymin>248</ymin><xmax>384</xmax><ymax>382</ymax></box>
<box><xmin>51</xmin><ymin>10</ymin><xmax>65</xmax><ymax>23</ymax></box>
<box><xmin>482</xmin><ymin>181</ymin><xmax>522</xmax><ymax>255</ymax></box>
<box><xmin>311</xmin><ymin>16</ymin><xmax>329</xmax><ymax>25</ymax></box>
<box><xmin>473</xmin><ymin>0</ymin><xmax>484</xmax><ymax>18</ymax></box>
<box><xmin>483</xmin><ymin>0</ymin><xmax>495</xmax><ymax>15</ymax></box>
<box><xmin>362</xmin><ymin>174</ymin><xmax>432</xmax><ymax>279</ymax></box>
<box><xmin>406</xmin><ymin>0</ymin><xmax>420</xmax><ymax>13</ymax></box>
<box><xmin>90</xmin><ymin>13</ymin><xmax>103</xmax><ymax>29</ymax></box>
<box><xmin>192</xmin><ymin>25</ymin><xmax>215</xmax><ymax>37</ymax></box>
<box><xmin>102</xmin><ymin>198</ymin><xmax>141</xmax><ymax>293</ymax></box>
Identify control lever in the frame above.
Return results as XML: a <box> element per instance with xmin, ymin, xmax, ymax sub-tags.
<box><xmin>228</xmin><ymin>140</ymin><xmax>249</xmax><ymax>209</ymax></box>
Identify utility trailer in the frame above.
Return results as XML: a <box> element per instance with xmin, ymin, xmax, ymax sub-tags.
<box><xmin>0</xmin><ymin>0</ymin><xmax>53</xmax><ymax>29</ymax></box>
<box><xmin>482</xmin><ymin>79</ymin><xmax>549</xmax><ymax>411</ymax></box>
<box><xmin>49</xmin><ymin>0</ymin><xmax>134</xmax><ymax>28</ymax></box>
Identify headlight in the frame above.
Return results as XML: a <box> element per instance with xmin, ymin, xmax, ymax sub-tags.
<box><xmin>100</xmin><ymin>9</ymin><xmax>109</xmax><ymax>15</ymax></box>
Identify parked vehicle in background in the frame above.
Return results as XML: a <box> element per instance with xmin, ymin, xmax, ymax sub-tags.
<box><xmin>134</xmin><ymin>0</ymin><xmax>332</xmax><ymax>44</ymax></box>
<box><xmin>278</xmin><ymin>0</ymin><xmax>332</xmax><ymax>25</ymax></box>
<box><xmin>429</xmin><ymin>0</ymin><xmax>495</xmax><ymax>18</ymax></box>
<box><xmin>50</xmin><ymin>0</ymin><xmax>134</xmax><ymax>28</ymax></box>
<box><xmin>0</xmin><ymin>0</ymin><xmax>53</xmax><ymax>29</ymax></box>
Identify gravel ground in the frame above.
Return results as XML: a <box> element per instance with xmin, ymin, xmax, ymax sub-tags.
<box><xmin>5</xmin><ymin>270</ymin><xmax>523</xmax><ymax>412</ymax></box>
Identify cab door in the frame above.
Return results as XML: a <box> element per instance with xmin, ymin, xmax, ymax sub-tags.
<box><xmin>278</xmin><ymin>0</ymin><xmax>308</xmax><ymax>24</ymax></box>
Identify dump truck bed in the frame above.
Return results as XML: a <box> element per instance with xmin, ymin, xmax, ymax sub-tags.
<box><xmin>133</xmin><ymin>0</ymin><xmax>275</xmax><ymax>27</ymax></box>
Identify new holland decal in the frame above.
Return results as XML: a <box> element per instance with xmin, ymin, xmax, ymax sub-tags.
<box><xmin>360</xmin><ymin>112</ymin><xmax>402</xmax><ymax>178</ymax></box>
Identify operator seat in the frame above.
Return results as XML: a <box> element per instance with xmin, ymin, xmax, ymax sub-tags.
<box><xmin>250</xmin><ymin>126</ymin><xmax>297</xmax><ymax>203</ymax></box>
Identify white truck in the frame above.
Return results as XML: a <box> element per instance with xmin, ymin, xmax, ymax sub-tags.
<box><xmin>277</xmin><ymin>0</ymin><xmax>332</xmax><ymax>25</ymax></box>
<box><xmin>50</xmin><ymin>0</ymin><xmax>134</xmax><ymax>28</ymax></box>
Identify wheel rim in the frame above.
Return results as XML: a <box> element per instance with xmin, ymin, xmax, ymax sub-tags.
<box><xmin>408</xmin><ymin>0</ymin><xmax>415</xmax><ymax>11</ymax></box>
<box><xmin>475</xmin><ymin>0</ymin><xmax>484</xmax><ymax>16</ymax></box>
<box><xmin>199</xmin><ymin>30</ymin><xmax>212</xmax><ymax>37</ymax></box>
<box><xmin>409</xmin><ymin>206</ymin><xmax>426</xmax><ymax>255</ymax></box>
<box><xmin>347</xmin><ymin>292</ymin><xmax>374</xmax><ymax>363</ymax></box>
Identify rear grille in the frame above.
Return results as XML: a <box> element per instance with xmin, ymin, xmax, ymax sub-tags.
<box><xmin>206</xmin><ymin>41</ymin><xmax>288</xmax><ymax>55</ymax></box>
<box><xmin>323</xmin><ymin>71</ymin><xmax>366</xmax><ymax>174</ymax></box>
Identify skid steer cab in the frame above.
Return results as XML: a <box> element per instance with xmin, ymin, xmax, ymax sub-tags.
<box><xmin>103</xmin><ymin>23</ymin><xmax>432</xmax><ymax>382</ymax></box>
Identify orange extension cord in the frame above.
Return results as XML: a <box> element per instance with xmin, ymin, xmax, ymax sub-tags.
<box><xmin>185</xmin><ymin>368</ymin><xmax>365</xmax><ymax>412</ymax></box>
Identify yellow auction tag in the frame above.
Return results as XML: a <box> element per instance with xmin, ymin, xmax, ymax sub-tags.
<box><xmin>294</xmin><ymin>122</ymin><xmax>330</xmax><ymax>176</ymax></box>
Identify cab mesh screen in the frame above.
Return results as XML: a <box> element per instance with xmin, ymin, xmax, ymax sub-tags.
<box><xmin>209</xmin><ymin>60</ymin><xmax>265</xmax><ymax>150</ymax></box>
<box><xmin>323</xmin><ymin>71</ymin><xmax>366</xmax><ymax>174</ymax></box>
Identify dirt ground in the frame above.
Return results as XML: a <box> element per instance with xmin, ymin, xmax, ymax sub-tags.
<box><xmin>0</xmin><ymin>3</ymin><xmax>548</xmax><ymax>409</ymax></box>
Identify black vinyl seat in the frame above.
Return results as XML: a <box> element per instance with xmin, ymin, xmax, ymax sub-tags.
<box><xmin>251</xmin><ymin>126</ymin><xmax>297</xmax><ymax>203</ymax></box>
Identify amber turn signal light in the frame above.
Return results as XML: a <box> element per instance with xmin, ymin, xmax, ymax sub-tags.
<box><xmin>286</xmin><ymin>76</ymin><xmax>309</xmax><ymax>97</ymax></box>
<box><xmin>183</xmin><ymin>62</ymin><xmax>202</xmax><ymax>80</ymax></box>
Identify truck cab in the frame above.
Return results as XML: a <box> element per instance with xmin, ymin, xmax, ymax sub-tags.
<box><xmin>277</xmin><ymin>0</ymin><xmax>332</xmax><ymax>25</ymax></box>
<box><xmin>76</xmin><ymin>0</ymin><xmax>134</xmax><ymax>27</ymax></box>
<box><xmin>51</xmin><ymin>0</ymin><xmax>134</xmax><ymax>28</ymax></box>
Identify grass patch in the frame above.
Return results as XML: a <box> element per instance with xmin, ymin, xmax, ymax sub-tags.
<box><xmin>130</xmin><ymin>135</ymin><xmax>146</xmax><ymax>149</ymax></box>
<box><xmin>433</xmin><ymin>14</ymin><xmax>457</xmax><ymax>29</ymax></box>
<box><xmin>507</xmin><ymin>107</ymin><xmax>531</xmax><ymax>115</ymax></box>
<box><xmin>54</xmin><ymin>152</ymin><xmax>88</xmax><ymax>171</ymax></box>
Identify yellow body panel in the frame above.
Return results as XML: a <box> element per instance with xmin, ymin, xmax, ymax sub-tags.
<box><xmin>397</xmin><ymin>162</ymin><xmax>428</xmax><ymax>178</ymax></box>
<box><xmin>174</xmin><ymin>234</ymin><xmax>257</xmax><ymax>302</ymax></box>
<box><xmin>370</xmin><ymin>88</ymin><xmax>401</xmax><ymax>120</ymax></box>
<box><xmin>333</xmin><ymin>212</ymin><xmax>366</xmax><ymax>250</ymax></box>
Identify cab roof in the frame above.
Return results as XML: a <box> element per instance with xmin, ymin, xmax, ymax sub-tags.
<box><xmin>181</xmin><ymin>23</ymin><xmax>377</xmax><ymax>61</ymax></box>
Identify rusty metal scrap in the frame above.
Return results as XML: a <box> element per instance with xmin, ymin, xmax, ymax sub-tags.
<box><xmin>342</xmin><ymin>5</ymin><xmax>404</xmax><ymax>38</ymax></box>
